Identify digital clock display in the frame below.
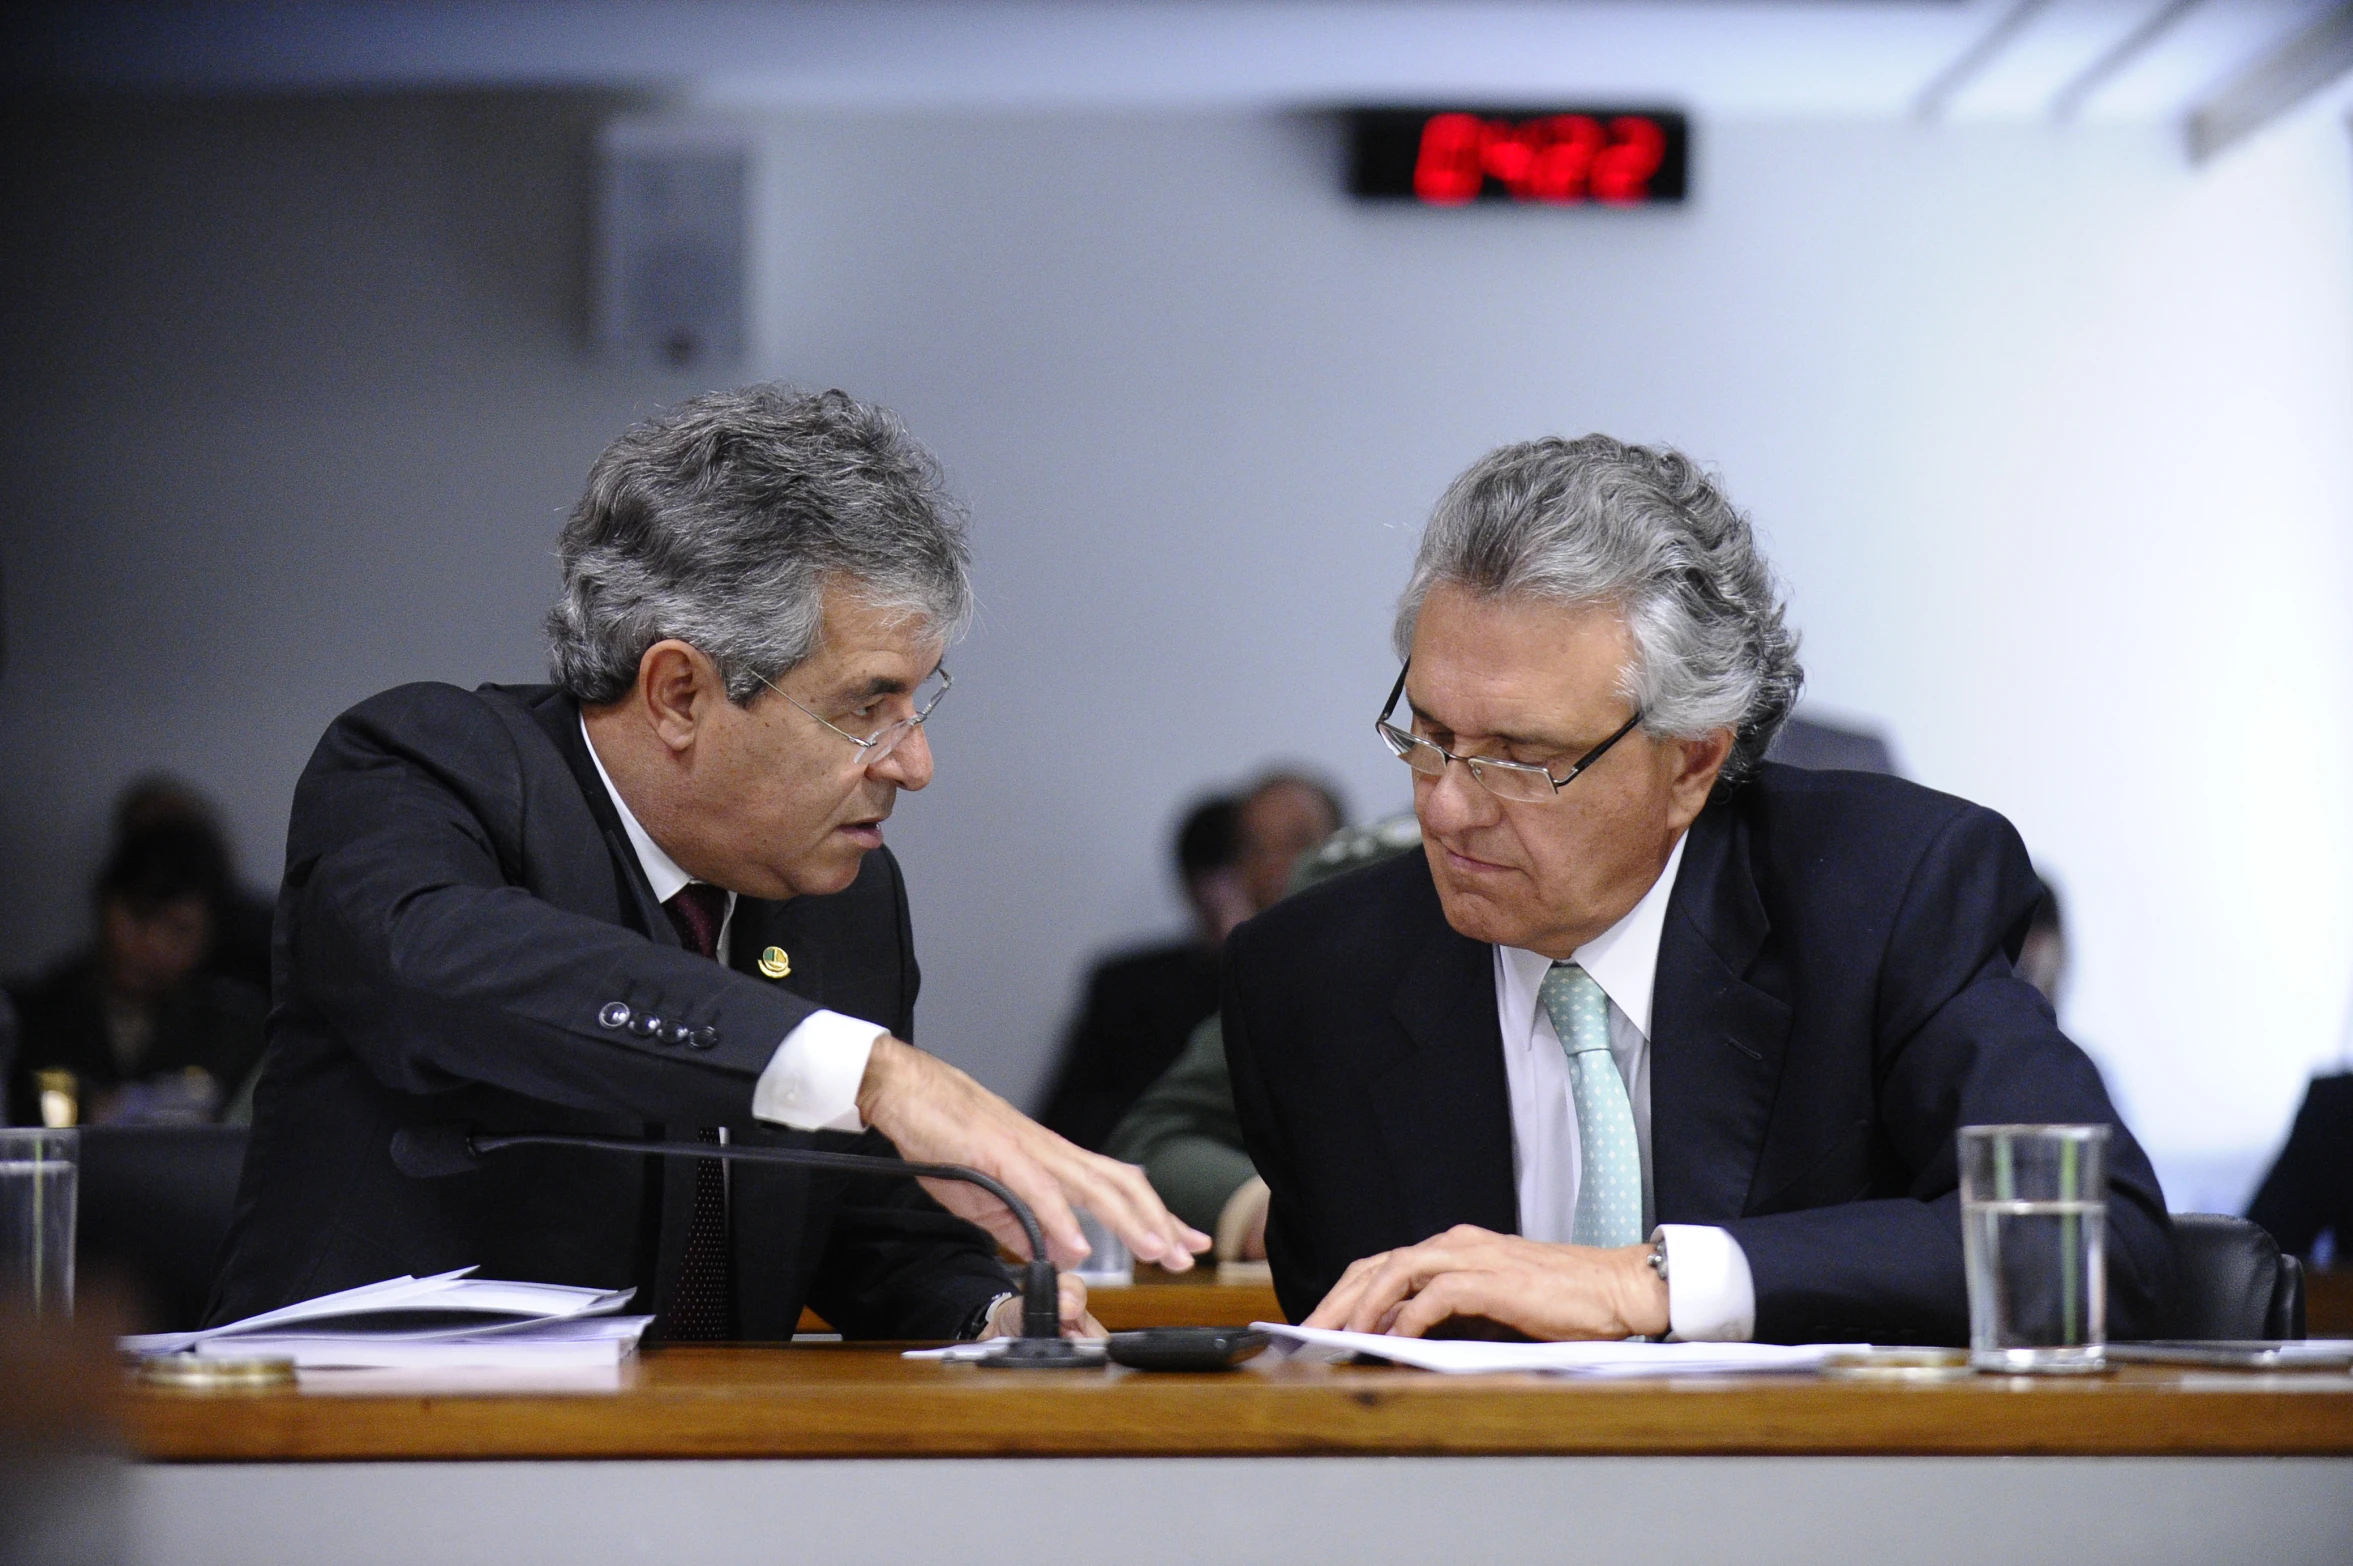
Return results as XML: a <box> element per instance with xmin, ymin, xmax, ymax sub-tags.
<box><xmin>1350</xmin><ymin>109</ymin><xmax>1689</xmax><ymax>207</ymax></box>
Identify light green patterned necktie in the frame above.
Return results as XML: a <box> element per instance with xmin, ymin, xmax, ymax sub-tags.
<box><xmin>1538</xmin><ymin>961</ymin><xmax>1643</xmax><ymax>1249</ymax></box>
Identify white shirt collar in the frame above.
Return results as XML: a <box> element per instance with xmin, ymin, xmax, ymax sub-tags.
<box><xmin>1497</xmin><ymin>829</ymin><xmax>1690</xmax><ymax>1043</ymax></box>
<box><xmin>580</xmin><ymin>714</ymin><xmax>697</xmax><ymax>905</ymax></box>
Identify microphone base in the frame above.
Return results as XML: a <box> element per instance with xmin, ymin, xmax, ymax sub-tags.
<box><xmin>978</xmin><ymin>1336</ymin><xmax>1096</xmax><ymax>1370</ymax></box>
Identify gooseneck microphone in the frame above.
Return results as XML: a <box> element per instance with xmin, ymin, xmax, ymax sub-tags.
<box><xmin>390</xmin><ymin>1122</ymin><xmax>1090</xmax><ymax>1367</ymax></box>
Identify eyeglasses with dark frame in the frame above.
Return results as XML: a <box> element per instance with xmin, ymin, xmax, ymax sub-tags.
<box><xmin>1374</xmin><ymin>659</ymin><xmax>1643</xmax><ymax>803</ymax></box>
<box><xmin>760</xmin><ymin>664</ymin><xmax>952</xmax><ymax>766</ymax></box>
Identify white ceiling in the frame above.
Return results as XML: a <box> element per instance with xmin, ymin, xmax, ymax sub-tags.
<box><xmin>12</xmin><ymin>0</ymin><xmax>2348</xmax><ymax>126</ymax></box>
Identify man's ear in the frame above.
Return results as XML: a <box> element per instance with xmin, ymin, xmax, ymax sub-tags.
<box><xmin>1666</xmin><ymin>727</ymin><xmax>1735</xmax><ymax>828</ymax></box>
<box><xmin>636</xmin><ymin>639</ymin><xmax>722</xmax><ymax>754</ymax></box>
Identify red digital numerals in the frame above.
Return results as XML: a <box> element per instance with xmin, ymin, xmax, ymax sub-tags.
<box><xmin>1411</xmin><ymin>113</ymin><xmax>1668</xmax><ymax>206</ymax></box>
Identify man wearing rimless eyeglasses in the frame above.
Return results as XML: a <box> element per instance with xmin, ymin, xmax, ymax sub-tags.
<box><xmin>1223</xmin><ymin>435</ymin><xmax>2174</xmax><ymax>1347</ymax></box>
<box><xmin>211</xmin><ymin>386</ymin><xmax>1206</xmax><ymax>1343</ymax></box>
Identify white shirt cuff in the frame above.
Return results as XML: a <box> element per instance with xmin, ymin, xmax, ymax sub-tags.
<box><xmin>1656</xmin><ymin>1223</ymin><xmax>1756</xmax><ymax>1342</ymax></box>
<box><xmin>751</xmin><ymin>1010</ymin><xmax>883</xmax><ymax>1132</ymax></box>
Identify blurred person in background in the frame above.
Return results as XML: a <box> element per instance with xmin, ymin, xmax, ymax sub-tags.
<box><xmin>1039</xmin><ymin>771</ymin><xmax>1343</xmax><ymax>1153</ymax></box>
<box><xmin>111</xmin><ymin>775</ymin><xmax>275</xmax><ymax>996</ymax></box>
<box><xmin>2016</xmin><ymin>874</ymin><xmax>2068</xmax><ymax>1009</ymax></box>
<box><xmin>1111</xmin><ymin>811</ymin><xmax>1421</xmax><ymax>1261</ymax></box>
<box><xmin>2247</xmin><ymin>1070</ymin><xmax>2352</xmax><ymax>1269</ymax></box>
<box><xmin>1234</xmin><ymin>770</ymin><xmax>1346</xmax><ymax>916</ymax></box>
<box><xmin>1036</xmin><ymin>795</ymin><xmax>1240</xmax><ymax>1151</ymax></box>
<box><xmin>6</xmin><ymin>816</ymin><xmax>267</xmax><ymax>1126</ymax></box>
<box><xmin>1764</xmin><ymin>713</ymin><xmax>1896</xmax><ymax>774</ymax></box>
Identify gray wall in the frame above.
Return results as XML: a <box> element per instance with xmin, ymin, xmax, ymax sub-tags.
<box><xmin>4</xmin><ymin>93</ymin><xmax>2349</xmax><ymax>1202</ymax></box>
<box><xmin>0</xmin><ymin>89</ymin><xmax>665</xmax><ymax>941</ymax></box>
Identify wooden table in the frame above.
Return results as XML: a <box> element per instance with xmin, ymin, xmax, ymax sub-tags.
<box><xmin>125</xmin><ymin>1344</ymin><xmax>2353</xmax><ymax>1565</ymax></box>
<box><xmin>129</xmin><ymin>1343</ymin><xmax>2353</xmax><ymax>1462</ymax></box>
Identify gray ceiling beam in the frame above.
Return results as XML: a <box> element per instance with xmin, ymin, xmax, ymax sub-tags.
<box><xmin>1914</xmin><ymin>0</ymin><xmax>2058</xmax><ymax>120</ymax></box>
<box><xmin>2049</xmin><ymin>0</ymin><xmax>2208</xmax><ymax>122</ymax></box>
<box><xmin>2186</xmin><ymin>1</ymin><xmax>2353</xmax><ymax>160</ymax></box>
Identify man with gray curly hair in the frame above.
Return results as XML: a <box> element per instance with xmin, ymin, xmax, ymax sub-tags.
<box><xmin>213</xmin><ymin>386</ymin><xmax>1206</xmax><ymax>1343</ymax></box>
<box><xmin>1226</xmin><ymin>435</ymin><xmax>2171</xmax><ymax>1344</ymax></box>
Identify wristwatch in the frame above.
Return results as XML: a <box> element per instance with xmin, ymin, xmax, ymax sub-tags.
<box><xmin>965</xmin><ymin>1290</ymin><xmax>1019</xmax><ymax>1340</ymax></box>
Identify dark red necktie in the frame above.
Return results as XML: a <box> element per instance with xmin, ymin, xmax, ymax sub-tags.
<box><xmin>663</xmin><ymin>883</ymin><xmax>735</xmax><ymax>1341</ymax></box>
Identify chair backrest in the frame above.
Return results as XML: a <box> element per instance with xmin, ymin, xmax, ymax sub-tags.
<box><xmin>76</xmin><ymin>1125</ymin><xmax>249</xmax><ymax>1332</ymax></box>
<box><xmin>2147</xmin><ymin>1212</ymin><xmax>2306</xmax><ymax>1341</ymax></box>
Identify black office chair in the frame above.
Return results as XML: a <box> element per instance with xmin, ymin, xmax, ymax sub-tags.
<box><xmin>2140</xmin><ymin>1212</ymin><xmax>2305</xmax><ymax>1341</ymax></box>
<box><xmin>76</xmin><ymin>1125</ymin><xmax>249</xmax><ymax>1332</ymax></box>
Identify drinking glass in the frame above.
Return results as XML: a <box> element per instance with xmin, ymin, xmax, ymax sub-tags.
<box><xmin>1959</xmin><ymin>1124</ymin><xmax>2108</xmax><ymax>1373</ymax></box>
<box><xmin>0</xmin><ymin>1128</ymin><xmax>78</xmax><ymax>1317</ymax></box>
<box><xmin>1072</xmin><ymin>1207</ymin><xmax>1133</xmax><ymax>1286</ymax></box>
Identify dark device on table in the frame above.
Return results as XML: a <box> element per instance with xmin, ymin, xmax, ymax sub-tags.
<box><xmin>1106</xmin><ymin>1327</ymin><xmax>1270</xmax><ymax>1371</ymax></box>
<box><xmin>391</xmin><ymin>1123</ymin><xmax>1091</xmax><ymax>1368</ymax></box>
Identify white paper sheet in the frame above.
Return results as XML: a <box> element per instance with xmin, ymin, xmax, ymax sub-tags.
<box><xmin>293</xmin><ymin>1362</ymin><xmax>632</xmax><ymax>1395</ymax></box>
<box><xmin>1254</xmin><ymin>1323</ymin><xmax>1865</xmax><ymax>1376</ymax></box>
<box><xmin>192</xmin><ymin>1314</ymin><xmax>655</xmax><ymax>1370</ymax></box>
<box><xmin>119</xmin><ymin>1268</ymin><xmax>481</xmax><ymax>1355</ymax></box>
<box><xmin>120</xmin><ymin>1270</ymin><xmax>636</xmax><ymax>1356</ymax></box>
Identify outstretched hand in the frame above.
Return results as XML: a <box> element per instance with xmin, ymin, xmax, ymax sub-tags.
<box><xmin>856</xmin><ymin>1036</ymin><xmax>1211</xmax><ymax>1271</ymax></box>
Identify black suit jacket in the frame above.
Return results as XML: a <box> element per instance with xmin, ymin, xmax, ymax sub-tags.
<box><xmin>1224</xmin><ymin>763</ymin><xmax>2173</xmax><ymax>1343</ymax></box>
<box><xmin>2247</xmin><ymin>1073</ymin><xmax>2353</xmax><ymax>1261</ymax></box>
<box><xmin>1036</xmin><ymin>940</ymin><xmax>1222</xmax><ymax>1152</ymax></box>
<box><xmin>208</xmin><ymin>682</ymin><xmax>1010</xmax><ymax>1338</ymax></box>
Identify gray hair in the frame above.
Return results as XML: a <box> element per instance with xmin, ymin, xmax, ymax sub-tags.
<box><xmin>1393</xmin><ymin>435</ymin><xmax>1802</xmax><ymax>783</ymax></box>
<box><xmin>546</xmin><ymin>385</ymin><xmax>973</xmax><ymax>705</ymax></box>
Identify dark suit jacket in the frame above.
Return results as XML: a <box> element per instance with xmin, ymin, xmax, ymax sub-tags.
<box><xmin>1037</xmin><ymin>940</ymin><xmax>1222</xmax><ymax>1152</ymax></box>
<box><xmin>208</xmin><ymin>682</ymin><xmax>1010</xmax><ymax>1339</ymax></box>
<box><xmin>1224</xmin><ymin>763</ymin><xmax>2173</xmax><ymax>1343</ymax></box>
<box><xmin>2247</xmin><ymin>1073</ymin><xmax>2353</xmax><ymax>1261</ymax></box>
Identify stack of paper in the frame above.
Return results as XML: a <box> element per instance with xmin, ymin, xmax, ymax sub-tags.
<box><xmin>1255</xmin><ymin>1323</ymin><xmax>1867</xmax><ymax>1376</ymax></box>
<box><xmin>122</xmin><ymin>1266</ymin><xmax>653</xmax><ymax>1370</ymax></box>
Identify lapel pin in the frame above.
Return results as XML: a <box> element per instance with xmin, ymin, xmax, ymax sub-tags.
<box><xmin>757</xmin><ymin>946</ymin><xmax>792</xmax><ymax>980</ymax></box>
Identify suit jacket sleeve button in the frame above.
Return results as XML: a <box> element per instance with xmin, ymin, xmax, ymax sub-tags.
<box><xmin>630</xmin><ymin>1013</ymin><xmax>662</xmax><ymax>1038</ymax></box>
<box><xmin>598</xmin><ymin>1002</ymin><xmax>632</xmax><ymax>1029</ymax></box>
<box><xmin>690</xmin><ymin>1026</ymin><xmax>721</xmax><ymax>1052</ymax></box>
<box><xmin>665</xmin><ymin>1020</ymin><xmax>696</xmax><ymax>1047</ymax></box>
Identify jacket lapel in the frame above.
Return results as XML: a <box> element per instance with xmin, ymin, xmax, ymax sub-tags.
<box><xmin>1376</xmin><ymin>902</ymin><xmax>1520</xmax><ymax>1241</ymax></box>
<box><xmin>514</xmin><ymin>686</ymin><xmax>701</xmax><ymax>1321</ymax></box>
<box><xmin>726</xmin><ymin>899</ymin><xmax>827</xmax><ymax>999</ymax></box>
<box><xmin>523</xmin><ymin>687</ymin><xmax>675</xmax><ymax>947</ymax></box>
<box><xmin>1650</xmin><ymin>796</ymin><xmax>1794</xmax><ymax>1225</ymax></box>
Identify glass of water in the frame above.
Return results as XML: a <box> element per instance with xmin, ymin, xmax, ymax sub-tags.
<box><xmin>1072</xmin><ymin>1206</ymin><xmax>1133</xmax><ymax>1287</ymax></box>
<box><xmin>0</xmin><ymin>1128</ymin><xmax>77</xmax><ymax>1317</ymax></box>
<box><xmin>1960</xmin><ymin>1123</ymin><xmax>2108</xmax><ymax>1373</ymax></box>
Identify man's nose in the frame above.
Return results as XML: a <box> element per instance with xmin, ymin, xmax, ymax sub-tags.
<box><xmin>1418</xmin><ymin>755</ymin><xmax>1497</xmax><ymax>836</ymax></box>
<box><xmin>873</xmin><ymin>723</ymin><xmax>934</xmax><ymax>791</ymax></box>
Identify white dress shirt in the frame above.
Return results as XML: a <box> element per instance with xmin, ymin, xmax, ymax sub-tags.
<box><xmin>582</xmin><ymin>719</ymin><xmax>880</xmax><ymax>1134</ymax></box>
<box><xmin>1492</xmin><ymin>830</ymin><xmax>1757</xmax><ymax>1341</ymax></box>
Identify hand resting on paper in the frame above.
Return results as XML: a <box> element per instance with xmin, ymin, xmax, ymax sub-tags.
<box><xmin>1302</xmin><ymin>1225</ymin><xmax>1670</xmax><ymax>1341</ymax></box>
